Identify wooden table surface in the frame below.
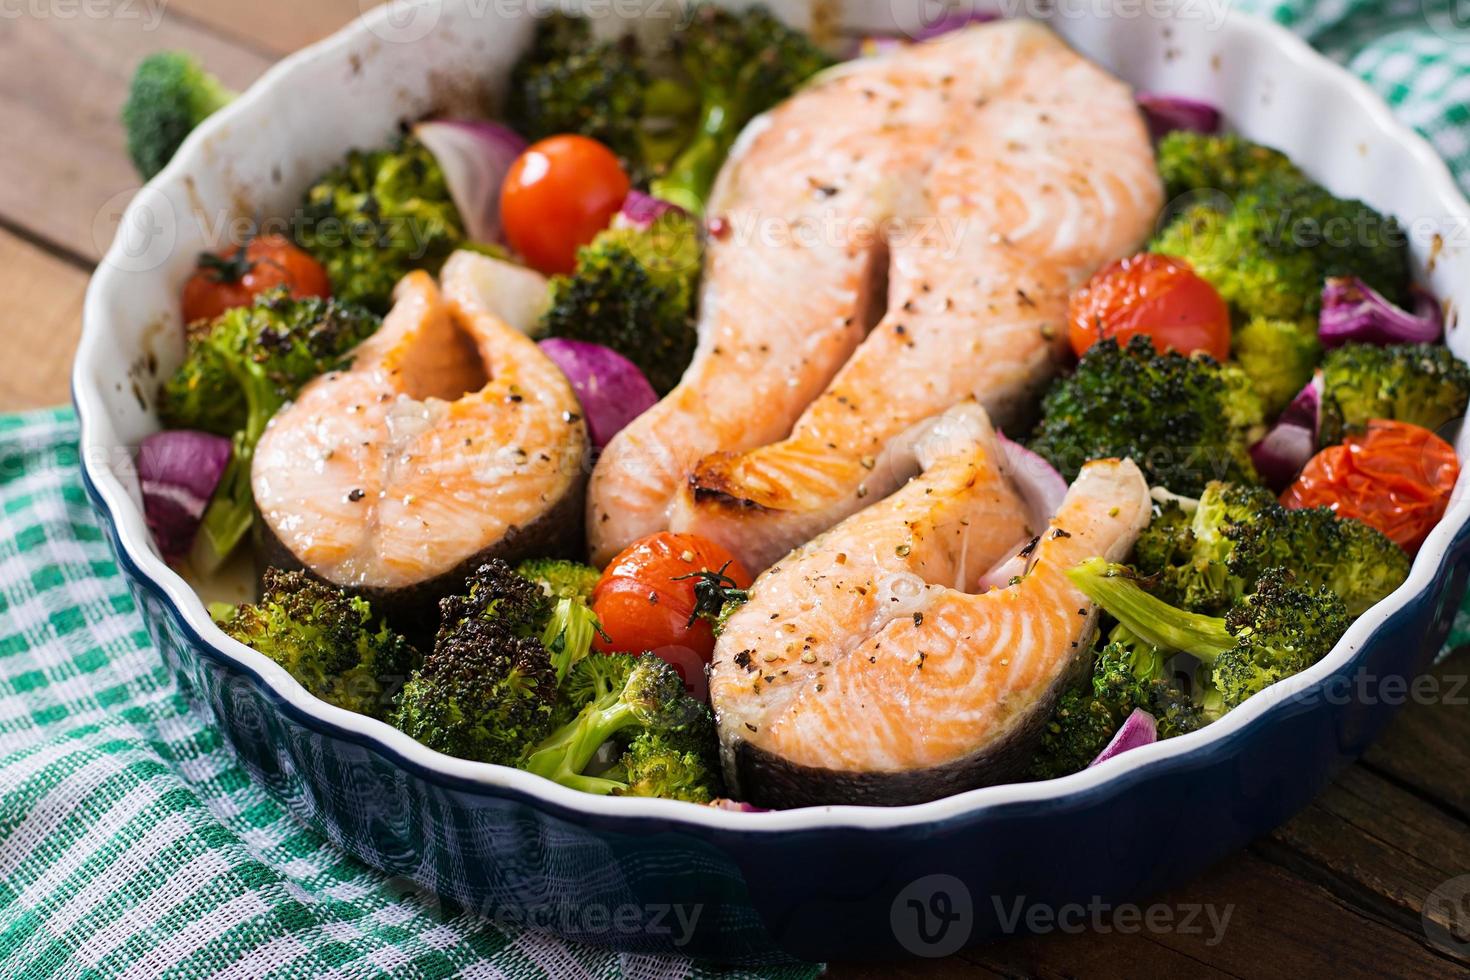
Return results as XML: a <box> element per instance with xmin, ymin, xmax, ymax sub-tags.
<box><xmin>4</xmin><ymin>5</ymin><xmax>1467</xmax><ymax>976</ymax></box>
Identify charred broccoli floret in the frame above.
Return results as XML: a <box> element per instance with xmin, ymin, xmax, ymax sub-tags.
<box><xmin>1155</xmin><ymin>132</ymin><xmax>1302</xmax><ymax>202</ymax></box>
<box><xmin>1027</xmin><ymin>625</ymin><xmax>1204</xmax><ymax>781</ymax></box>
<box><xmin>1028</xmin><ymin>336</ymin><xmax>1265</xmax><ymax>496</ymax></box>
<box><xmin>523</xmin><ymin>652</ymin><xmax>721</xmax><ymax>802</ymax></box>
<box><xmin>516</xmin><ymin>558</ymin><xmax>602</xmax><ymax>602</ymax></box>
<box><xmin>1132</xmin><ymin>481</ymin><xmax>1408</xmax><ymax>616</ymax></box>
<box><xmin>1231</xmin><ymin>315</ymin><xmax>1321</xmax><ymax>417</ymax></box>
<box><xmin>505</xmin><ymin>13</ymin><xmax>695</xmax><ymax>184</ymax></box>
<box><xmin>214</xmin><ymin>569</ymin><xmax>415</xmax><ymax>719</ymax></box>
<box><xmin>649</xmin><ymin>5</ymin><xmax>834</xmax><ymax>213</ymax></box>
<box><xmin>1318</xmin><ymin>342</ymin><xmax>1470</xmax><ymax>446</ymax></box>
<box><xmin>122</xmin><ymin>52</ymin><xmax>236</xmax><ymax>179</ymax></box>
<box><xmin>391</xmin><ymin>561</ymin><xmax>601</xmax><ymax>766</ymax></box>
<box><xmin>540</xmin><ymin>210</ymin><xmax>702</xmax><ymax>394</ymax></box>
<box><xmin>157</xmin><ymin>290</ymin><xmax>381</xmax><ymax>571</ymax></box>
<box><xmin>1152</xmin><ymin>178</ymin><xmax>1412</xmax><ymax>323</ymax></box>
<box><xmin>1071</xmin><ymin>560</ymin><xmax>1350</xmax><ymax>712</ymax></box>
<box><xmin>293</xmin><ymin>136</ymin><xmax>465</xmax><ymax>313</ymax></box>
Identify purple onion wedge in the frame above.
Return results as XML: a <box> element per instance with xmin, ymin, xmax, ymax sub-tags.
<box><xmin>1090</xmin><ymin>708</ymin><xmax>1158</xmax><ymax>767</ymax></box>
<box><xmin>1250</xmin><ymin>376</ymin><xmax>1322</xmax><ymax>491</ymax></box>
<box><xmin>997</xmin><ymin>430</ymin><xmax>1068</xmax><ymax>528</ymax></box>
<box><xmin>1319</xmin><ymin>276</ymin><xmax>1443</xmax><ymax>348</ymax></box>
<box><xmin>538</xmin><ymin>338</ymin><xmax>659</xmax><ymax>450</ymax></box>
<box><xmin>1135</xmin><ymin>92</ymin><xmax>1222</xmax><ymax>140</ymax></box>
<box><xmin>137</xmin><ymin>430</ymin><xmax>233</xmax><ymax>563</ymax></box>
<box><xmin>619</xmin><ymin>190</ymin><xmax>686</xmax><ymax>230</ymax></box>
<box><xmin>413</xmin><ymin>119</ymin><xmax>527</xmax><ymax>244</ymax></box>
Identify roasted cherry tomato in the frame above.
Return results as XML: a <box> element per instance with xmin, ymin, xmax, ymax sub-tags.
<box><xmin>591</xmin><ymin>532</ymin><xmax>752</xmax><ymax>696</ymax></box>
<box><xmin>500</xmin><ymin>135</ymin><xmax>630</xmax><ymax>276</ymax></box>
<box><xmin>1282</xmin><ymin>419</ymin><xmax>1460</xmax><ymax>553</ymax></box>
<box><xmin>1068</xmin><ymin>253</ymin><xmax>1231</xmax><ymax>361</ymax></box>
<box><xmin>180</xmin><ymin>234</ymin><xmax>330</xmax><ymax>323</ymax></box>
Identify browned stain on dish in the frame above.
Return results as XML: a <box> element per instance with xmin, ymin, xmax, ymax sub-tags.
<box><xmin>1427</xmin><ymin>232</ymin><xmax>1444</xmax><ymax>273</ymax></box>
<box><xmin>422</xmin><ymin>68</ymin><xmax>495</xmax><ymax>122</ymax></box>
<box><xmin>1210</xmin><ymin>53</ymin><xmax>1222</xmax><ymax>71</ymax></box>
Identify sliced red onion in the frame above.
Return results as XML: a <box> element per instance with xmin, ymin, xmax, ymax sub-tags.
<box><xmin>997</xmin><ymin>431</ymin><xmax>1068</xmax><ymax>528</ymax></box>
<box><xmin>137</xmin><ymin>430</ymin><xmax>232</xmax><ymax>563</ymax></box>
<box><xmin>1319</xmin><ymin>277</ymin><xmax>1443</xmax><ymax>349</ymax></box>
<box><xmin>619</xmin><ymin>190</ymin><xmax>686</xmax><ymax>231</ymax></box>
<box><xmin>1135</xmin><ymin>92</ymin><xmax>1222</xmax><ymax>140</ymax></box>
<box><xmin>913</xmin><ymin>10</ymin><xmax>1001</xmax><ymax>40</ymax></box>
<box><xmin>413</xmin><ymin>119</ymin><xmax>527</xmax><ymax>244</ymax></box>
<box><xmin>538</xmin><ymin>338</ymin><xmax>658</xmax><ymax>449</ymax></box>
<box><xmin>1250</xmin><ymin>375</ymin><xmax>1322</xmax><ymax>491</ymax></box>
<box><xmin>1090</xmin><ymin>708</ymin><xmax>1158</xmax><ymax>767</ymax></box>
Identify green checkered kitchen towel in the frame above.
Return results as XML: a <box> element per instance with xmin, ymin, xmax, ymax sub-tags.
<box><xmin>5</xmin><ymin>6</ymin><xmax>1470</xmax><ymax>977</ymax></box>
<box><xmin>0</xmin><ymin>408</ymin><xmax>821</xmax><ymax>979</ymax></box>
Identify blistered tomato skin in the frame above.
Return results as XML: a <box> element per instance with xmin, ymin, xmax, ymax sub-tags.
<box><xmin>1283</xmin><ymin>419</ymin><xmax>1460</xmax><ymax>553</ymax></box>
<box><xmin>1068</xmin><ymin>253</ymin><xmax>1231</xmax><ymax>361</ymax></box>
<box><xmin>591</xmin><ymin>532</ymin><xmax>752</xmax><ymax>695</ymax></box>
<box><xmin>500</xmin><ymin>135</ymin><xmax>630</xmax><ymax>276</ymax></box>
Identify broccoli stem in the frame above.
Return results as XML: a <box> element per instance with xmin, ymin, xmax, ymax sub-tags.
<box><xmin>523</xmin><ymin>695</ymin><xmax>639</xmax><ymax>791</ymax></box>
<box><xmin>190</xmin><ymin>357</ymin><xmax>285</xmax><ymax>574</ymax></box>
<box><xmin>1067</xmin><ymin>558</ymin><xmax>1236</xmax><ymax>663</ymax></box>
<box><xmin>650</xmin><ymin>94</ymin><xmax>738</xmax><ymax>214</ymax></box>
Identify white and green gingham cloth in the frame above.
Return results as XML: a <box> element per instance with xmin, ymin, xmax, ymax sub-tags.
<box><xmin>5</xmin><ymin>5</ymin><xmax>1470</xmax><ymax>976</ymax></box>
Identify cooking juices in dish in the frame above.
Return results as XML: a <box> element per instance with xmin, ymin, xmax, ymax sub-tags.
<box><xmin>588</xmin><ymin>20</ymin><xmax>1162</xmax><ymax>571</ymax></box>
<box><xmin>144</xmin><ymin>10</ymin><xmax>1458</xmax><ymax>809</ymax></box>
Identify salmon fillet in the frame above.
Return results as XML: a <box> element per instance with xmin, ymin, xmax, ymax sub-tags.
<box><xmin>252</xmin><ymin>260</ymin><xmax>588</xmax><ymax>594</ymax></box>
<box><xmin>711</xmin><ymin>430</ymin><xmax>1150</xmax><ymax>808</ymax></box>
<box><xmin>669</xmin><ymin>22</ymin><xmax>1162</xmax><ymax>572</ymax></box>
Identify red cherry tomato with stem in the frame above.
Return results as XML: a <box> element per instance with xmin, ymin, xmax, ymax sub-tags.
<box><xmin>500</xmin><ymin>135</ymin><xmax>630</xmax><ymax>276</ymax></box>
<box><xmin>180</xmin><ymin>234</ymin><xmax>331</xmax><ymax>323</ymax></box>
<box><xmin>1068</xmin><ymin>253</ymin><xmax>1231</xmax><ymax>361</ymax></box>
<box><xmin>591</xmin><ymin>532</ymin><xmax>752</xmax><ymax>697</ymax></box>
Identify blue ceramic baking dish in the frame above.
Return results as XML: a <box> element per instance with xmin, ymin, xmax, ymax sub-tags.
<box><xmin>75</xmin><ymin>0</ymin><xmax>1470</xmax><ymax>963</ymax></box>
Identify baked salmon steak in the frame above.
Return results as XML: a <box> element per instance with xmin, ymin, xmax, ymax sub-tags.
<box><xmin>252</xmin><ymin>256</ymin><xmax>589</xmax><ymax>631</ymax></box>
<box><xmin>710</xmin><ymin>405</ymin><xmax>1151</xmax><ymax>808</ymax></box>
<box><xmin>589</xmin><ymin>19</ymin><xmax>1161</xmax><ymax>570</ymax></box>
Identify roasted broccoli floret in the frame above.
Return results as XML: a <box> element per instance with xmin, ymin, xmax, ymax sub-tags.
<box><xmin>214</xmin><ymin>569</ymin><xmax>415</xmax><ymax>719</ymax></box>
<box><xmin>649</xmin><ymin>5</ymin><xmax>834</xmax><ymax>213</ymax></box>
<box><xmin>505</xmin><ymin>13</ymin><xmax>695</xmax><ymax>183</ymax></box>
<box><xmin>1028</xmin><ymin>336</ymin><xmax>1265</xmax><ymax>496</ymax></box>
<box><xmin>540</xmin><ymin>210</ymin><xmax>702</xmax><ymax>394</ymax></box>
<box><xmin>1154</xmin><ymin>132</ymin><xmax>1302</xmax><ymax>202</ymax></box>
<box><xmin>122</xmin><ymin>52</ymin><xmax>236</xmax><ymax>179</ymax></box>
<box><xmin>391</xmin><ymin>561</ymin><xmax>601</xmax><ymax>766</ymax></box>
<box><xmin>1026</xmin><ymin>627</ymin><xmax>1203</xmax><ymax>780</ymax></box>
<box><xmin>1231</xmin><ymin>315</ymin><xmax>1321</xmax><ymax>417</ymax></box>
<box><xmin>516</xmin><ymin>558</ymin><xmax>602</xmax><ymax>602</ymax></box>
<box><xmin>157</xmin><ymin>290</ymin><xmax>381</xmax><ymax>571</ymax></box>
<box><xmin>1132</xmin><ymin>481</ymin><xmax>1408</xmax><ymax>616</ymax></box>
<box><xmin>1318</xmin><ymin>342</ymin><xmax>1470</xmax><ymax>446</ymax></box>
<box><xmin>522</xmin><ymin>652</ymin><xmax>721</xmax><ymax>802</ymax></box>
<box><xmin>293</xmin><ymin>136</ymin><xmax>465</xmax><ymax>313</ymax></box>
<box><xmin>1071</xmin><ymin>559</ymin><xmax>1350</xmax><ymax>712</ymax></box>
<box><xmin>1153</xmin><ymin>177</ymin><xmax>1411</xmax><ymax>323</ymax></box>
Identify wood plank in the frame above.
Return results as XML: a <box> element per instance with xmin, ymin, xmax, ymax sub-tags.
<box><xmin>0</xmin><ymin>7</ymin><xmax>269</xmax><ymax>262</ymax></box>
<box><xmin>164</xmin><ymin>0</ymin><xmax>371</xmax><ymax>56</ymax></box>
<box><xmin>0</xmin><ymin>229</ymin><xmax>91</xmax><ymax>411</ymax></box>
<box><xmin>1260</xmin><ymin>764</ymin><xmax>1470</xmax><ymax>947</ymax></box>
<box><xmin>1362</xmin><ymin>647</ymin><xmax>1470</xmax><ymax>822</ymax></box>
